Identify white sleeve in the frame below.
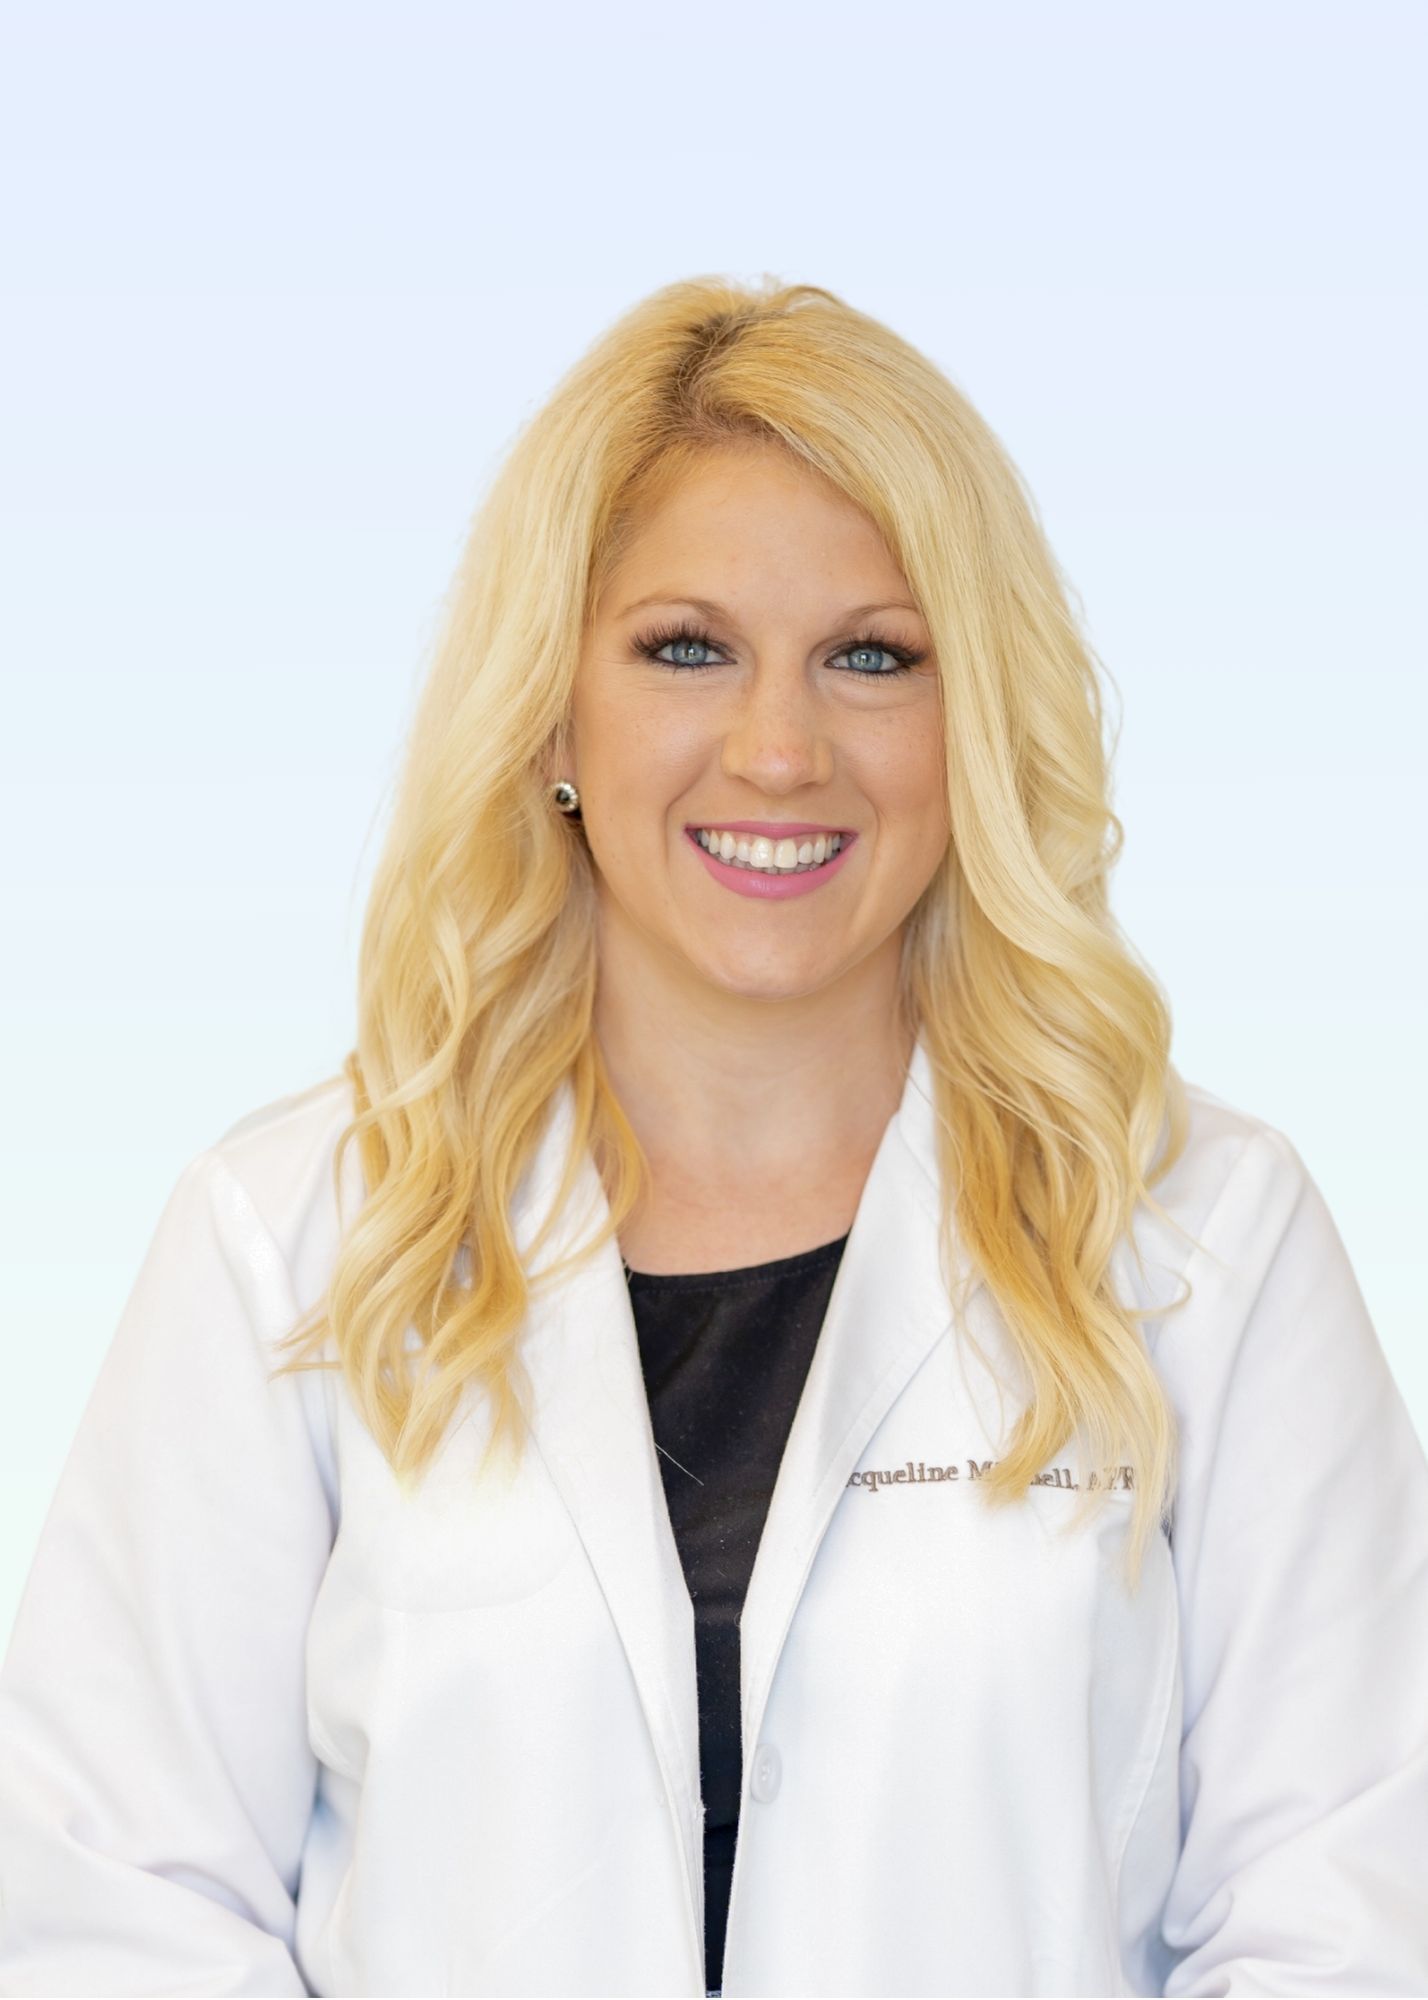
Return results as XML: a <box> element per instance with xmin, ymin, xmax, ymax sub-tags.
<box><xmin>0</xmin><ymin>1148</ymin><xmax>337</xmax><ymax>1998</ymax></box>
<box><xmin>1154</xmin><ymin>1128</ymin><xmax>1428</xmax><ymax>1996</ymax></box>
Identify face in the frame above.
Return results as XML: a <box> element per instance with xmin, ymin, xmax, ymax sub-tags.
<box><xmin>552</xmin><ymin>442</ymin><xmax>950</xmax><ymax>1013</ymax></box>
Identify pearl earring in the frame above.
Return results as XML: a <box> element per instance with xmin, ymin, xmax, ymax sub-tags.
<box><xmin>551</xmin><ymin>779</ymin><xmax>581</xmax><ymax>816</ymax></box>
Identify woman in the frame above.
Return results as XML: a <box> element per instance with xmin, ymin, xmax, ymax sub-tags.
<box><xmin>2</xmin><ymin>276</ymin><xmax>1426</xmax><ymax>1999</ymax></box>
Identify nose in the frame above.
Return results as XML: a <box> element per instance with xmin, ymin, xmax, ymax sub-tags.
<box><xmin>718</xmin><ymin>661</ymin><xmax>836</xmax><ymax>795</ymax></box>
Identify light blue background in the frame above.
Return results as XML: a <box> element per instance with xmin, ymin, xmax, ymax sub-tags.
<box><xmin>3</xmin><ymin>0</ymin><xmax>1424</xmax><ymax>1642</ymax></box>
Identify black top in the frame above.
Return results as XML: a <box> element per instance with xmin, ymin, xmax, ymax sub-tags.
<box><xmin>624</xmin><ymin>1231</ymin><xmax>850</xmax><ymax>1998</ymax></box>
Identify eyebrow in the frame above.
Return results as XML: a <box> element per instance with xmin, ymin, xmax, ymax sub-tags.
<box><xmin>615</xmin><ymin>592</ymin><xmax>924</xmax><ymax>623</ymax></box>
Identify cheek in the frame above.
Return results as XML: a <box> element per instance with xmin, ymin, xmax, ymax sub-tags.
<box><xmin>578</xmin><ymin>690</ymin><xmax>707</xmax><ymax>794</ymax></box>
<box><xmin>860</xmin><ymin>731</ymin><xmax>949</xmax><ymax>842</ymax></box>
<box><xmin>571</xmin><ymin>711</ymin><xmax>700</xmax><ymax>886</ymax></box>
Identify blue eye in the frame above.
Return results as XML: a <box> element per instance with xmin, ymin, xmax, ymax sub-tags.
<box><xmin>632</xmin><ymin>621</ymin><xmax>924</xmax><ymax>677</ymax></box>
<box><xmin>650</xmin><ymin>631</ymin><xmax>722</xmax><ymax>670</ymax></box>
<box><xmin>839</xmin><ymin>642</ymin><xmax>907</xmax><ymax>676</ymax></box>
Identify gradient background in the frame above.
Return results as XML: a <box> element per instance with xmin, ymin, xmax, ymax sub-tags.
<box><xmin>2</xmin><ymin>0</ymin><xmax>1424</xmax><ymax>1646</ymax></box>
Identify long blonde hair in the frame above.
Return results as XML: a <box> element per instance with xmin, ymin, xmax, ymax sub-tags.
<box><xmin>272</xmin><ymin>273</ymin><xmax>1198</xmax><ymax>1593</ymax></box>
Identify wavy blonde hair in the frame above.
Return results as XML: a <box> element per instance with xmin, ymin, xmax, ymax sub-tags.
<box><xmin>273</xmin><ymin>273</ymin><xmax>1199</xmax><ymax>1594</ymax></box>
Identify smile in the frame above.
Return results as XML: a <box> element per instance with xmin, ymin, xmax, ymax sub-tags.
<box><xmin>684</xmin><ymin>826</ymin><xmax>858</xmax><ymax>902</ymax></box>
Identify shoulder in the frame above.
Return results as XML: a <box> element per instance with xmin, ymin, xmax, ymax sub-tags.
<box><xmin>1119</xmin><ymin>1076</ymin><xmax>1315</xmax><ymax>1335</ymax></box>
<box><xmin>199</xmin><ymin>1071</ymin><xmax>362</xmax><ymax>1305</ymax></box>
<box><xmin>1161</xmin><ymin>1076</ymin><xmax>1306</xmax><ymax>1219</ymax></box>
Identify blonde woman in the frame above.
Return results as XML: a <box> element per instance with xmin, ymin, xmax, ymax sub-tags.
<box><xmin>3</xmin><ymin>276</ymin><xmax>1426</xmax><ymax>1999</ymax></box>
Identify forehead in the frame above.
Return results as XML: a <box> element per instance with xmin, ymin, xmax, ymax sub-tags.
<box><xmin>601</xmin><ymin>444</ymin><xmax>911</xmax><ymax>611</ymax></box>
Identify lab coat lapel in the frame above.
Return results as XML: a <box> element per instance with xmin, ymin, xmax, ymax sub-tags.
<box><xmin>736</xmin><ymin>1033</ymin><xmax>983</xmax><ymax>1756</ymax></box>
<box><xmin>513</xmin><ymin>1081</ymin><xmax>705</xmax><ymax>1908</ymax></box>
<box><xmin>510</xmin><ymin>1033</ymin><xmax>980</xmax><ymax>1938</ymax></box>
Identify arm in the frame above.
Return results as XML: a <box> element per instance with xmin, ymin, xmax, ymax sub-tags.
<box><xmin>1153</xmin><ymin>1129</ymin><xmax>1428</xmax><ymax>1995</ymax></box>
<box><xmin>0</xmin><ymin>1149</ymin><xmax>337</xmax><ymax>1997</ymax></box>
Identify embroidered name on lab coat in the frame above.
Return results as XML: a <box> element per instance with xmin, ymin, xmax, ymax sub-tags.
<box><xmin>847</xmin><ymin>1459</ymin><xmax>1135</xmax><ymax>1492</ymax></box>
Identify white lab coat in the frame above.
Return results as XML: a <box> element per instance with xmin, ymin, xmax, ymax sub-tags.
<box><xmin>3</xmin><ymin>1036</ymin><xmax>1427</xmax><ymax>1998</ymax></box>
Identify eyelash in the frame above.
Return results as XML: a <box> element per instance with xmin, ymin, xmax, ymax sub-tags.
<box><xmin>631</xmin><ymin>619</ymin><xmax>925</xmax><ymax>678</ymax></box>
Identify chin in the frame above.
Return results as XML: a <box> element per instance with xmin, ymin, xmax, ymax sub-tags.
<box><xmin>684</xmin><ymin>949</ymin><xmax>841</xmax><ymax>1005</ymax></box>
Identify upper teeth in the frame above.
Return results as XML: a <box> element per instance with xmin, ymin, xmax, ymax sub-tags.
<box><xmin>694</xmin><ymin>829</ymin><xmax>845</xmax><ymax>873</ymax></box>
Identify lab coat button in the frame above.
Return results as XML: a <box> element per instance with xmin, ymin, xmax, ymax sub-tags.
<box><xmin>749</xmin><ymin>1742</ymin><xmax>782</xmax><ymax>1803</ymax></box>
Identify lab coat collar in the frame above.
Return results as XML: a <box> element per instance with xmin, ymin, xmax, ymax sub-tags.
<box><xmin>511</xmin><ymin>1030</ymin><xmax>981</xmax><ymax>1943</ymax></box>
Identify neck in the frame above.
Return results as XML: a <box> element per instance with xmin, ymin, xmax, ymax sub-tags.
<box><xmin>592</xmin><ymin>942</ymin><xmax>916</xmax><ymax>1185</ymax></box>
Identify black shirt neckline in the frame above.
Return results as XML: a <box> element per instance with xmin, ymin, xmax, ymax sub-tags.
<box><xmin>622</xmin><ymin>1231</ymin><xmax>850</xmax><ymax>1292</ymax></box>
